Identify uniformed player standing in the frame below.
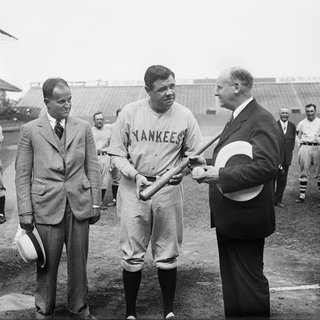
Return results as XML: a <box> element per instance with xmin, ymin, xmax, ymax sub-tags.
<box><xmin>92</xmin><ymin>112</ymin><xmax>113</xmax><ymax>208</ymax></box>
<box><xmin>295</xmin><ymin>103</ymin><xmax>320</xmax><ymax>203</ymax></box>
<box><xmin>108</xmin><ymin>65</ymin><xmax>203</xmax><ymax>320</ymax></box>
<box><xmin>0</xmin><ymin>125</ymin><xmax>6</xmax><ymax>224</ymax></box>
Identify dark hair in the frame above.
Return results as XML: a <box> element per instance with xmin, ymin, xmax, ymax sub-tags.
<box><xmin>42</xmin><ymin>78</ymin><xmax>69</xmax><ymax>99</ymax></box>
<box><xmin>144</xmin><ymin>65</ymin><xmax>175</xmax><ymax>90</ymax></box>
<box><xmin>305</xmin><ymin>103</ymin><xmax>317</xmax><ymax>111</ymax></box>
<box><xmin>116</xmin><ymin>108</ymin><xmax>122</xmax><ymax>117</ymax></box>
<box><xmin>230</xmin><ymin>68</ymin><xmax>253</xmax><ymax>89</ymax></box>
<box><xmin>93</xmin><ymin>111</ymin><xmax>103</xmax><ymax>120</ymax></box>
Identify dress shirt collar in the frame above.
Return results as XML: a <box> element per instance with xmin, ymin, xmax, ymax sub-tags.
<box><xmin>233</xmin><ymin>97</ymin><xmax>253</xmax><ymax>119</ymax></box>
<box><xmin>47</xmin><ymin>112</ymin><xmax>66</xmax><ymax>130</ymax></box>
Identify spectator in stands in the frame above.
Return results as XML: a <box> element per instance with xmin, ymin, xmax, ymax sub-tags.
<box><xmin>107</xmin><ymin>108</ymin><xmax>122</xmax><ymax>207</ymax></box>
<box><xmin>0</xmin><ymin>125</ymin><xmax>6</xmax><ymax>224</ymax></box>
<box><xmin>274</xmin><ymin>107</ymin><xmax>296</xmax><ymax>208</ymax></box>
<box><xmin>295</xmin><ymin>103</ymin><xmax>320</xmax><ymax>203</ymax></box>
<box><xmin>92</xmin><ymin>111</ymin><xmax>113</xmax><ymax>209</ymax></box>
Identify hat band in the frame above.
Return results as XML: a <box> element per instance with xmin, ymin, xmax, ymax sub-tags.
<box><xmin>28</xmin><ymin>231</ymin><xmax>44</xmax><ymax>267</ymax></box>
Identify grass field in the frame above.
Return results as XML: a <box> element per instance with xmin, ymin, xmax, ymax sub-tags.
<box><xmin>1</xmin><ymin>119</ymin><xmax>320</xmax><ymax>319</ymax></box>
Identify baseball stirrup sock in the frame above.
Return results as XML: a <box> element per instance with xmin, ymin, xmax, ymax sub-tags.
<box><xmin>158</xmin><ymin>268</ymin><xmax>177</xmax><ymax>317</ymax></box>
<box><xmin>299</xmin><ymin>181</ymin><xmax>307</xmax><ymax>197</ymax></box>
<box><xmin>123</xmin><ymin>269</ymin><xmax>141</xmax><ymax>317</ymax></box>
<box><xmin>112</xmin><ymin>185</ymin><xmax>118</xmax><ymax>199</ymax></box>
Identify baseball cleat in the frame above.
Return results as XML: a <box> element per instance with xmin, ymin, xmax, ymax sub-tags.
<box><xmin>165</xmin><ymin>312</ymin><xmax>175</xmax><ymax>319</ymax></box>
<box><xmin>295</xmin><ymin>197</ymin><xmax>305</xmax><ymax>203</ymax></box>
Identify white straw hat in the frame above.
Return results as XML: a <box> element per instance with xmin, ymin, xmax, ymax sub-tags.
<box><xmin>215</xmin><ymin>141</ymin><xmax>263</xmax><ymax>201</ymax></box>
<box><xmin>16</xmin><ymin>227</ymin><xmax>46</xmax><ymax>268</ymax></box>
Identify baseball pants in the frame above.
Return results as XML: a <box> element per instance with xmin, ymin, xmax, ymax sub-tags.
<box><xmin>98</xmin><ymin>154</ymin><xmax>112</xmax><ymax>189</ymax></box>
<box><xmin>118</xmin><ymin>175</ymin><xmax>183</xmax><ymax>272</ymax></box>
<box><xmin>298</xmin><ymin>145</ymin><xmax>320</xmax><ymax>182</ymax></box>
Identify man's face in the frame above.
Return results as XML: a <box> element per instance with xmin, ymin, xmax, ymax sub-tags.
<box><xmin>306</xmin><ymin>106</ymin><xmax>316</xmax><ymax>121</ymax></box>
<box><xmin>45</xmin><ymin>85</ymin><xmax>71</xmax><ymax>120</ymax></box>
<box><xmin>215</xmin><ymin>71</ymin><xmax>236</xmax><ymax>111</ymax></box>
<box><xmin>279</xmin><ymin>109</ymin><xmax>289</xmax><ymax>122</ymax></box>
<box><xmin>146</xmin><ymin>75</ymin><xmax>176</xmax><ymax>112</ymax></box>
<box><xmin>94</xmin><ymin>113</ymin><xmax>104</xmax><ymax>129</ymax></box>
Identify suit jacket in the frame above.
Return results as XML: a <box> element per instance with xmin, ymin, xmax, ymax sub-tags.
<box><xmin>15</xmin><ymin>115</ymin><xmax>101</xmax><ymax>225</ymax></box>
<box><xmin>209</xmin><ymin>99</ymin><xmax>280</xmax><ymax>239</ymax></box>
<box><xmin>276</xmin><ymin>120</ymin><xmax>296</xmax><ymax>166</ymax></box>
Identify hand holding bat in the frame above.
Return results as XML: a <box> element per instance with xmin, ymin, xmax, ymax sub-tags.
<box><xmin>139</xmin><ymin>130</ymin><xmax>222</xmax><ymax>201</ymax></box>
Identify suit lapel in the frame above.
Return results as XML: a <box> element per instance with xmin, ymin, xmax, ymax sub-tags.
<box><xmin>215</xmin><ymin>100</ymin><xmax>254</xmax><ymax>150</ymax></box>
<box><xmin>38</xmin><ymin>115</ymin><xmax>59</xmax><ymax>150</ymax></box>
<box><xmin>277</xmin><ymin>121</ymin><xmax>285</xmax><ymax>136</ymax></box>
<box><xmin>65</xmin><ymin>117</ymin><xmax>79</xmax><ymax>149</ymax></box>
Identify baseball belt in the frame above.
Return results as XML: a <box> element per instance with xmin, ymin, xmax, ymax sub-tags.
<box><xmin>97</xmin><ymin>151</ymin><xmax>108</xmax><ymax>155</ymax></box>
<box><xmin>301</xmin><ymin>142</ymin><xmax>320</xmax><ymax>146</ymax></box>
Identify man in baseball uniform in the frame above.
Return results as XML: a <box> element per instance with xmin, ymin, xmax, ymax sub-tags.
<box><xmin>108</xmin><ymin>65</ymin><xmax>203</xmax><ymax>320</ymax></box>
<box><xmin>295</xmin><ymin>103</ymin><xmax>320</xmax><ymax>203</ymax></box>
<box><xmin>92</xmin><ymin>112</ymin><xmax>113</xmax><ymax>209</ymax></box>
<box><xmin>107</xmin><ymin>108</ymin><xmax>122</xmax><ymax>207</ymax></box>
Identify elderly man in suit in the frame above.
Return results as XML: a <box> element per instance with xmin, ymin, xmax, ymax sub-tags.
<box><xmin>15</xmin><ymin>78</ymin><xmax>101</xmax><ymax>319</ymax></box>
<box><xmin>192</xmin><ymin>67</ymin><xmax>279</xmax><ymax>318</ymax></box>
<box><xmin>274</xmin><ymin>107</ymin><xmax>296</xmax><ymax>208</ymax></box>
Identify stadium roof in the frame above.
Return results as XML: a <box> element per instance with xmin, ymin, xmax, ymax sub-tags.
<box><xmin>0</xmin><ymin>78</ymin><xmax>22</xmax><ymax>92</ymax></box>
<box><xmin>16</xmin><ymin>81</ymin><xmax>320</xmax><ymax>117</ymax></box>
<box><xmin>0</xmin><ymin>29</ymin><xmax>18</xmax><ymax>41</ymax></box>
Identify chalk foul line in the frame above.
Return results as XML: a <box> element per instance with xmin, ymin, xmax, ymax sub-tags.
<box><xmin>270</xmin><ymin>284</ymin><xmax>320</xmax><ymax>292</ymax></box>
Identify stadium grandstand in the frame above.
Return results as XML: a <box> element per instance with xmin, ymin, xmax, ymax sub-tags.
<box><xmin>16</xmin><ymin>77</ymin><xmax>320</xmax><ymax>123</ymax></box>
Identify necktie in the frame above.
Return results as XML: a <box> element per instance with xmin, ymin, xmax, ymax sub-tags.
<box><xmin>226</xmin><ymin>113</ymin><xmax>234</xmax><ymax>129</ymax></box>
<box><xmin>54</xmin><ymin>120</ymin><xmax>64</xmax><ymax>140</ymax></box>
<box><xmin>283</xmin><ymin>123</ymin><xmax>287</xmax><ymax>134</ymax></box>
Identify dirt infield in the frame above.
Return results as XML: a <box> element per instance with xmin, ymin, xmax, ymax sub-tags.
<box><xmin>1</xmin><ymin>129</ymin><xmax>320</xmax><ymax>319</ymax></box>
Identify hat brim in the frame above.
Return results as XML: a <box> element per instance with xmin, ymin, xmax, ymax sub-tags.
<box><xmin>215</xmin><ymin>141</ymin><xmax>263</xmax><ymax>201</ymax></box>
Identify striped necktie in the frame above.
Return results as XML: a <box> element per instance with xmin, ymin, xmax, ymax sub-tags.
<box><xmin>54</xmin><ymin>120</ymin><xmax>64</xmax><ymax>140</ymax></box>
<box><xmin>283</xmin><ymin>122</ymin><xmax>287</xmax><ymax>134</ymax></box>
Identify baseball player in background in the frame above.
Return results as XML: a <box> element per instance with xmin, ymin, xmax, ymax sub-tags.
<box><xmin>0</xmin><ymin>125</ymin><xmax>6</xmax><ymax>224</ymax></box>
<box><xmin>295</xmin><ymin>103</ymin><xmax>320</xmax><ymax>203</ymax></box>
<box><xmin>107</xmin><ymin>108</ymin><xmax>122</xmax><ymax>207</ymax></box>
<box><xmin>108</xmin><ymin>65</ymin><xmax>203</xmax><ymax>320</ymax></box>
<box><xmin>92</xmin><ymin>112</ymin><xmax>113</xmax><ymax>209</ymax></box>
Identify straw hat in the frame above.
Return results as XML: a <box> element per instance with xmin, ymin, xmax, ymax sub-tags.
<box><xmin>215</xmin><ymin>141</ymin><xmax>263</xmax><ymax>201</ymax></box>
<box><xmin>16</xmin><ymin>227</ymin><xmax>46</xmax><ymax>268</ymax></box>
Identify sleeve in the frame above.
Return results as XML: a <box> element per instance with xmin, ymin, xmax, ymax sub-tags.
<box><xmin>15</xmin><ymin>125</ymin><xmax>34</xmax><ymax>215</ymax></box>
<box><xmin>84</xmin><ymin>123</ymin><xmax>102</xmax><ymax>205</ymax></box>
<box><xmin>182</xmin><ymin>112</ymin><xmax>203</xmax><ymax>157</ymax></box>
<box><xmin>107</xmin><ymin>110</ymin><xmax>130</xmax><ymax>158</ymax></box>
<box><xmin>107</xmin><ymin>108</ymin><xmax>138</xmax><ymax>180</ymax></box>
<box><xmin>219</xmin><ymin>112</ymin><xmax>280</xmax><ymax>193</ymax></box>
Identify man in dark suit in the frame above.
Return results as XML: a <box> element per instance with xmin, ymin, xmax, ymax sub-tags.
<box><xmin>274</xmin><ymin>107</ymin><xmax>296</xmax><ymax>208</ymax></box>
<box><xmin>192</xmin><ymin>67</ymin><xmax>279</xmax><ymax>318</ymax></box>
<box><xmin>15</xmin><ymin>78</ymin><xmax>101</xmax><ymax>319</ymax></box>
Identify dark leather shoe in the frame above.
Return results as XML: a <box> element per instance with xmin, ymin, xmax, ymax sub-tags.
<box><xmin>295</xmin><ymin>197</ymin><xmax>305</xmax><ymax>203</ymax></box>
<box><xmin>0</xmin><ymin>213</ymin><xmax>6</xmax><ymax>224</ymax></box>
<box><xmin>69</xmin><ymin>306</ymin><xmax>97</xmax><ymax>319</ymax></box>
<box><xmin>107</xmin><ymin>199</ymin><xmax>116</xmax><ymax>207</ymax></box>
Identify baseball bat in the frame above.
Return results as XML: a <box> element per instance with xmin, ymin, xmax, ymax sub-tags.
<box><xmin>139</xmin><ymin>130</ymin><xmax>222</xmax><ymax>201</ymax></box>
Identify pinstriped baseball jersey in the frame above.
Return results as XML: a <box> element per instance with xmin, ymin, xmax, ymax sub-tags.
<box><xmin>108</xmin><ymin>98</ymin><xmax>202</xmax><ymax>176</ymax></box>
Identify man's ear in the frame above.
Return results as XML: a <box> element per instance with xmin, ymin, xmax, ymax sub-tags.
<box><xmin>145</xmin><ymin>86</ymin><xmax>151</xmax><ymax>95</ymax></box>
<box><xmin>44</xmin><ymin>98</ymin><xmax>49</xmax><ymax>106</ymax></box>
<box><xmin>234</xmin><ymin>82</ymin><xmax>240</xmax><ymax>94</ymax></box>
